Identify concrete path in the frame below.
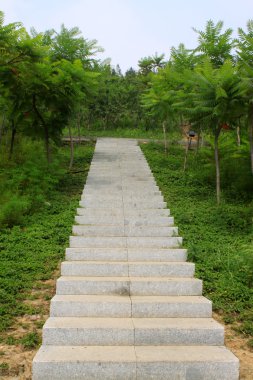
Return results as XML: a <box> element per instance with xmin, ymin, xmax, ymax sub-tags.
<box><xmin>33</xmin><ymin>138</ymin><xmax>239</xmax><ymax>379</ymax></box>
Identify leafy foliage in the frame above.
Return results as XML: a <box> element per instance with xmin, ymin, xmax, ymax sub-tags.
<box><xmin>0</xmin><ymin>142</ymin><xmax>94</xmax><ymax>333</ymax></box>
<box><xmin>142</xmin><ymin>142</ymin><xmax>253</xmax><ymax>340</ymax></box>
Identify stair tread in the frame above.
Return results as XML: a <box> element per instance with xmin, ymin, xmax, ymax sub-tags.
<box><xmin>44</xmin><ymin>317</ymin><xmax>223</xmax><ymax>330</ymax></box>
<box><xmin>34</xmin><ymin>345</ymin><xmax>238</xmax><ymax>363</ymax></box>
<box><xmin>51</xmin><ymin>294</ymin><xmax>210</xmax><ymax>303</ymax></box>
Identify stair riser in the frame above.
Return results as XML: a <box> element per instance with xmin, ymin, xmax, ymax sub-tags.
<box><xmin>33</xmin><ymin>362</ymin><xmax>136</xmax><ymax>380</ymax></box>
<box><xmin>69</xmin><ymin>236</ymin><xmax>182</xmax><ymax>248</ymax></box>
<box><xmin>75</xmin><ymin>216</ymin><xmax>174</xmax><ymax>226</ymax></box>
<box><xmin>56</xmin><ymin>280</ymin><xmax>202</xmax><ymax>296</ymax></box>
<box><xmin>50</xmin><ymin>302</ymin><xmax>132</xmax><ymax>317</ymax></box>
<box><xmin>84</xmin><ymin>182</ymin><xmax>157</xmax><ymax>188</ymax></box>
<box><xmin>43</xmin><ymin>328</ymin><xmax>224</xmax><ymax>346</ymax></box>
<box><xmin>132</xmin><ymin>303</ymin><xmax>212</xmax><ymax>318</ymax></box>
<box><xmin>72</xmin><ymin>225</ymin><xmax>178</xmax><ymax>237</ymax></box>
<box><xmin>76</xmin><ymin>208</ymin><xmax>170</xmax><ymax>217</ymax></box>
<box><xmin>79</xmin><ymin>201</ymin><xmax>167</xmax><ymax>209</ymax></box>
<box><xmin>50</xmin><ymin>302</ymin><xmax>211</xmax><ymax>318</ymax></box>
<box><xmin>82</xmin><ymin>191</ymin><xmax>162</xmax><ymax>197</ymax></box>
<box><xmin>60</xmin><ymin>263</ymin><xmax>195</xmax><ymax>277</ymax></box>
<box><xmin>84</xmin><ymin>185</ymin><xmax>160</xmax><ymax>192</ymax></box>
<box><xmin>81</xmin><ymin>195</ymin><xmax>164</xmax><ymax>202</ymax></box>
<box><xmin>65</xmin><ymin>248</ymin><xmax>187</xmax><ymax>262</ymax></box>
<box><xmin>33</xmin><ymin>361</ymin><xmax>239</xmax><ymax>380</ymax></box>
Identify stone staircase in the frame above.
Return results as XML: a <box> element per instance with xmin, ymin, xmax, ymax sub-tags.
<box><xmin>33</xmin><ymin>138</ymin><xmax>239</xmax><ymax>379</ymax></box>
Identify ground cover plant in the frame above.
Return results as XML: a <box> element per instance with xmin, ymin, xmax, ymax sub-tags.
<box><xmin>141</xmin><ymin>141</ymin><xmax>253</xmax><ymax>347</ymax></box>
<box><xmin>0</xmin><ymin>141</ymin><xmax>94</xmax><ymax>336</ymax></box>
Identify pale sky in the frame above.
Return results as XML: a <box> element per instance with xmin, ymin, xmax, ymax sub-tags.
<box><xmin>0</xmin><ymin>0</ymin><xmax>252</xmax><ymax>72</ymax></box>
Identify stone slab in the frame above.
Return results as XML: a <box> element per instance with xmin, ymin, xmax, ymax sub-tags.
<box><xmin>60</xmin><ymin>261</ymin><xmax>194</xmax><ymax>277</ymax></box>
<box><xmin>65</xmin><ymin>247</ymin><xmax>187</xmax><ymax>262</ymax></box>
<box><xmin>50</xmin><ymin>295</ymin><xmax>131</xmax><ymax>317</ymax></box>
<box><xmin>56</xmin><ymin>276</ymin><xmax>202</xmax><ymax>296</ymax></box>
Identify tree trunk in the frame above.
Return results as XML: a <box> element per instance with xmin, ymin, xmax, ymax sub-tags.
<box><xmin>33</xmin><ymin>94</ymin><xmax>50</xmax><ymax>164</ymax></box>
<box><xmin>0</xmin><ymin>113</ymin><xmax>6</xmax><ymax>146</ymax></box>
<box><xmin>201</xmin><ymin>131</ymin><xmax>204</xmax><ymax>147</ymax></box>
<box><xmin>214</xmin><ymin>127</ymin><xmax>222</xmax><ymax>205</ymax></box>
<box><xmin>196</xmin><ymin>130</ymin><xmax>201</xmax><ymax>152</ymax></box>
<box><xmin>77</xmin><ymin>112</ymin><xmax>81</xmax><ymax>144</ymax></box>
<box><xmin>236</xmin><ymin>126</ymin><xmax>241</xmax><ymax>147</ymax></box>
<box><xmin>183</xmin><ymin>138</ymin><xmax>189</xmax><ymax>172</ymax></box>
<box><xmin>162</xmin><ymin>121</ymin><xmax>168</xmax><ymax>155</ymax></box>
<box><xmin>250</xmin><ymin>108</ymin><xmax>253</xmax><ymax>175</ymax></box>
<box><xmin>68</xmin><ymin>123</ymin><xmax>74</xmax><ymax>171</ymax></box>
<box><xmin>44</xmin><ymin>125</ymin><xmax>50</xmax><ymax>165</ymax></box>
<box><xmin>9</xmin><ymin>120</ymin><xmax>16</xmax><ymax>159</ymax></box>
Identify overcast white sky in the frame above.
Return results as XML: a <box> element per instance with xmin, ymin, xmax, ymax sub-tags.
<box><xmin>0</xmin><ymin>0</ymin><xmax>252</xmax><ymax>72</ymax></box>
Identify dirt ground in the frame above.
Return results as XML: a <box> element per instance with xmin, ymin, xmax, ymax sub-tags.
<box><xmin>0</xmin><ymin>276</ymin><xmax>252</xmax><ymax>380</ymax></box>
<box><xmin>213</xmin><ymin>312</ymin><xmax>253</xmax><ymax>380</ymax></box>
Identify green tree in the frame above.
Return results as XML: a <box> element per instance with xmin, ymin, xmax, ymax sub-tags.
<box><xmin>142</xmin><ymin>65</ymin><xmax>178</xmax><ymax>153</ymax></box>
<box><xmin>51</xmin><ymin>24</ymin><xmax>103</xmax><ymax>67</ymax></box>
<box><xmin>177</xmin><ymin>59</ymin><xmax>244</xmax><ymax>203</ymax></box>
<box><xmin>236</xmin><ymin>20</ymin><xmax>253</xmax><ymax>174</ymax></box>
<box><xmin>193</xmin><ymin>20</ymin><xmax>234</xmax><ymax>67</ymax></box>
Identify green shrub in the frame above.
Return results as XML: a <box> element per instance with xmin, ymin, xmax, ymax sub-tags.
<box><xmin>21</xmin><ymin>332</ymin><xmax>40</xmax><ymax>349</ymax></box>
<box><xmin>0</xmin><ymin>195</ymin><xmax>31</xmax><ymax>228</ymax></box>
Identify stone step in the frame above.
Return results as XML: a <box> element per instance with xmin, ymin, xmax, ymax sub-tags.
<box><xmin>33</xmin><ymin>345</ymin><xmax>239</xmax><ymax>380</ymax></box>
<box><xmin>60</xmin><ymin>261</ymin><xmax>194</xmax><ymax>277</ymax></box>
<box><xmin>77</xmin><ymin>208</ymin><xmax>124</xmax><ymax>217</ymax></box>
<box><xmin>69</xmin><ymin>236</ymin><xmax>182</xmax><ymax>248</ymax></box>
<box><xmin>76</xmin><ymin>208</ymin><xmax>170</xmax><ymax>217</ymax></box>
<box><xmin>72</xmin><ymin>225</ymin><xmax>178</xmax><ymax>237</ymax></box>
<box><xmin>56</xmin><ymin>277</ymin><xmax>202</xmax><ymax>296</ymax></box>
<box><xmin>65</xmin><ymin>247</ymin><xmax>187</xmax><ymax>262</ymax></box>
<box><xmin>50</xmin><ymin>295</ymin><xmax>212</xmax><ymax>318</ymax></box>
<box><xmin>85</xmin><ymin>180</ymin><xmax>157</xmax><ymax>186</ymax></box>
<box><xmin>82</xmin><ymin>190</ymin><xmax>162</xmax><ymax>196</ymax></box>
<box><xmin>43</xmin><ymin>317</ymin><xmax>224</xmax><ymax>346</ymax></box>
<box><xmin>74</xmin><ymin>215</ymin><xmax>174</xmax><ymax>226</ymax></box>
<box><xmin>79</xmin><ymin>200</ymin><xmax>167</xmax><ymax>209</ymax></box>
<box><xmin>84</xmin><ymin>184</ymin><xmax>160</xmax><ymax>191</ymax></box>
<box><xmin>81</xmin><ymin>195</ymin><xmax>165</xmax><ymax>202</ymax></box>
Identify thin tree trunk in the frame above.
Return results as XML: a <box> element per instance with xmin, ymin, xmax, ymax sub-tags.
<box><xmin>201</xmin><ymin>131</ymin><xmax>204</xmax><ymax>147</ymax></box>
<box><xmin>196</xmin><ymin>130</ymin><xmax>201</xmax><ymax>152</ymax></box>
<box><xmin>33</xmin><ymin>94</ymin><xmax>51</xmax><ymax>164</ymax></box>
<box><xmin>250</xmin><ymin>108</ymin><xmax>253</xmax><ymax>175</ymax></box>
<box><xmin>44</xmin><ymin>125</ymin><xmax>50</xmax><ymax>165</ymax></box>
<box><xmin>0</xmin><ymin>113</ymin><xmax>6</xmax><ymax>146</ymax></box>
<box><xmin>77</xmin><ymin>112</ymin><xmax>81</xmax><ymax>144</ymax></box>
<box><xmin>236</xmin><ymin>126</ymin><xmax>241</xmax><ymax>147</ymax></box>
<box><xmin>9</xmin><ymin>120</ymin><xmax>16</xmax><ymax>159</ymax></box>
<box><xmin>162</xmin><ymin>121</ymin><xmax>168</xmax><ymax>155</ymax></box>
<box><xmin>68</xmin><ymin>124</ymin><xmax>74</xmax><ymax>171</ymax></box>
<box><xmin>214</xmin><ymin>127</ymin><xmax>222</xmax><ymax>205</ymax></box>
<box><xmin>183</xmin><ymin>138</ymin><xmax>189</xmax><ymax>172</ymax></box>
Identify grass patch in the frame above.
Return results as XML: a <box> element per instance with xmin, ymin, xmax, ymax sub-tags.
<box><xmin>141</xmin><ymin>142</ymin><xmax>253</xmax><ymax>338</ymax></box>
<box><xmin>20</xmin><ymin>332</ymin><xmax>41</xmax><ymax>349</ymax></box>
<box><xmin>0</xmin><ymin>142</ymin><xmax>94</xmax><ymax>334</ymax></box>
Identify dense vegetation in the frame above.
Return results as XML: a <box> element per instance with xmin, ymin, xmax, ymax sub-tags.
<box><xmin>0</xmin><ymin>9</ymin><xmax>252</xmax><ymax>349</ymax></box>
<box><xmin>0</xmin><ymin>142</ymin><xmax>94</xmax><ymax>335</ymax></box>
<box><xmin>142</xmin><ymin>142</ymin><xmax>253</xmax><ymax>346</ymax></box>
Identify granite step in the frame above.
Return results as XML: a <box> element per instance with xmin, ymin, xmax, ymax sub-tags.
<box><xmin>60</xmin><ymin>261</ymin><xmax>195</xmax><ymax>277</ymax></box>
<box><xmin>50</xmin><ymin>295</ymin><xmax>212</xmax><ymax>318</ymax></box>
<box><xmin>56</xmin><ymin>276</ymin><xmax>202</xmax><ymax>296</ymax></box>
<box><xmin>65</xmin><ymin>247</ymin><xmax>187</xmax><ymax>262</ymax></box>
<box><xmin>33</xmin><ymin>345</ymin><xmax>239</xmax><ymax>380</ymax></box>
<box><xmin>42</xmin><ymin>317</ymin><xmax>224</xmax><ymax>346</ymax></box>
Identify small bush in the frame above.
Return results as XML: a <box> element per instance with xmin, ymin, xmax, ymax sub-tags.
<box><xmin>0</xmin><ymin>195</ymin><xmax>31</xmax><ymax>228</ymax></box>
<box><xmin>21</xmin><ymin>332</ymin><xmax>40</xmax><ymax>349</ymax></box>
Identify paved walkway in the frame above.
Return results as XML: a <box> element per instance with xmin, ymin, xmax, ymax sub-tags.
<box><xmin>33</xmin><ymin>138</ymin><xmax>239</xmax><ymax>379</ymax></box>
